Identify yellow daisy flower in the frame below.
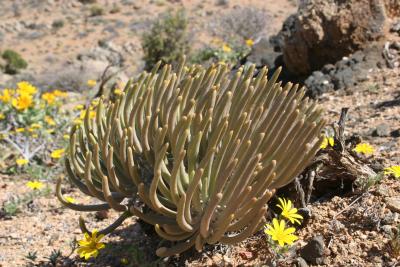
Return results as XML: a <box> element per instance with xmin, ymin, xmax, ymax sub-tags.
<box><xmin>245</xmin><ymin>39</ymin><xmax>254</xmax><ymax>47</ymax></box>
<box><xmin>320</xmin><ymin>136</ymin><xmax>334</xmax><ymax>149</ymax></box>
<box><xmin>45</xmin><ymin>116</ymin><xmax>56</xmax><ymax>126</ymax></box>
<box><xmin>52</xmin><ymin>89</ymin><xmax>68</xmax><ymax>97</ymax></box>
<box><xmin>51</xmin><ymin>148</ymin><xmax>65</xmax><ymax>159</ymax></box>
<box><xmin>114</xmin><ymin>88</ymin><xmax>123</xmax><ymax>95</ymax></box>
<box><xmin>277</xmin><ymin>197</ymin><xmax>303</xmax><ymax>225</ymax></box>
<box><xmin>77</xmin><ymin>229</ymin><xmax>105</xmax><ymax>260</ymax></box>
<box><xmin>17</xmin><ymin>81</ymin><xmax>37</xmax><ymax>95</ymax></box>
<box><xmin>16</xmin><ymin>158</ymin><xmax>29</xmax><ymax>166</ymax></box>
<box><xmin>222</xmin><ymin>44</ymin><xmax>232</xmax><ymax>53</ymax></box>
<box><xmin>12</xmin><ymin>93</ymin><xmax>33</xmax><ymax>111</ymax></box>
<box><xmin>0</xmin><ymin>88</ymin><xmax>15</xmax><ymax>103</ymax></box>
<box><xmin>264</xmin><ymin>218</ymin><xmax>298</xmax><ymax>247</ymax></box>
<box><xmin>41</xmin><ymin>92</ymin><xmax>56</xmax><ymax>105</ymax></box>
<box><xmin>65</xmin><ymin>196</ymin><xmax>76</xmax><ymax>203</ymax></box>
<box><xmin>26</xmin><ymin>181</ymin><xmax>44</xmax><ymax>190</ymax></box>
<box><xmin>384</xmin><ymin>165</ymin><xmax>400</xmax><ymax>179</ymax></box>
<box><xmin>87</xmin><ymin>80</ymin><xmax>97</xmax><ymax>87</ymax></box>
<box><xmin>353</xmin><ymin>143</ymin><xmax>374</xmax><ymax>156</ymax></box>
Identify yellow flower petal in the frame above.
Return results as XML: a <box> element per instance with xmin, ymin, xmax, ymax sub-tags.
<box><xmin>264</xmin><ymin>218</ymin><xmax>298</xmax><ymax>247</ymax></box>
<box><xmin>353</xmin><ymin>143</ymin><xmax>374</xmax><ymax>156</ymax></box>
<box><xmin>77</xmin><ymin>229</ymin><xmax>105</xmax><ymax>260</ymax></box>
<box><xmin>87</xmin><ymin>80</ymin><xmax>97</xmax><ymax>87</ymax></box>
<box><xmin>222</xmin><ymin>44</ymin><xmax>232</xmax><ymax>53</ymax></box>
<box><xmin>51</xmin><ymin>148</ymin><xmax>65</xmax><ymax>159</ymax></box>
<box><xmin>26</xmin><ymin>181</ymin><xmax>44</xmax><ymax>190</ymax></box>
<box><xmin>245</xmin><ymin>39</ymin><xmax>254</xmax><ymax>47</ymax></box>
<box><xmin>384</xmin><ymin>165</ymin><xmax>400</xmax><ymax>178</ymax></box>
<box><xmin>16</xmin><ymin>158</ymin><xmax>29</xmax><ymax>166</ymax></box>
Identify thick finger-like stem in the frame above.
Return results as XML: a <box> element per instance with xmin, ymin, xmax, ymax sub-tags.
<box><xmin>63</xmin><ymin>61</ymin><xmax>324</xmax><ymax>256</ymax></box>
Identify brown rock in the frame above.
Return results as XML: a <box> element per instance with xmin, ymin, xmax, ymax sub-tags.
<box><xmin>277</xmin><ymin>0</ymin><xmax>386</xmax><ymax>75</ymax></box>
<box><xmin>385</xmin><ymin>196</ymin><xmax>400</xmax><ymax>213</ymax></box>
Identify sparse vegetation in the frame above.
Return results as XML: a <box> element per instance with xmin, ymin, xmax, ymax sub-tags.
<box><xmin>52</xmin><ymin>19</ymin><xmax>65</xmax><ymax>29</ymax></box>
<box><xmin>142</xmin><ymin>9</ymin><xmax>190</xmax><ymax>70</ymax></box>
<box><xmin>25</xmin><ymin>251</ymin><xmax>38</xmax><ymax>263</ymax></box>
<box><xmin>190</xmin><ymin>40</ymin><xmax>252</xmax><ymax>65</ymax></box>
<box><xmin>1</xmin><ymin>186</ymin><xmax>51</xmax><ymax>217</ymax></box>
<box><xmin>1</xmin><ymin>49</ymin><xmax>28</xmax><ymax>74</ymax></box>
<box><xmin>89</xmin><ymin>5</ymin><xmax>105</xmax><ymax>17</ymax></box>
<box><xmin>212</xmin><ymin>7</ymin><xmax>270</xmax><ymax>44</ymax></box>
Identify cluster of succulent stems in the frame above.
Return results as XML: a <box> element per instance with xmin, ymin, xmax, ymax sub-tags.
<box><xmin>57</xmin><ymin>57</ymin><xmax>324</xmax><ymax>257</ymax></box>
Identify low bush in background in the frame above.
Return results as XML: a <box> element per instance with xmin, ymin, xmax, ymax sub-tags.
<box><xmin>142</xmin><ymin>9</ymin><xmax>190</xmax><ymax>70</ymax></box>
<box><xmin>1</xmin><ymin>49</ymin><xmax>28</xmax><ymax>74</ymax></box>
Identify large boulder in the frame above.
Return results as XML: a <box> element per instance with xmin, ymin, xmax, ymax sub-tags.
<box><xmin>276</xmin><ymin>0</ymin><xmax>387</xmax><ymax>76</ymax></box>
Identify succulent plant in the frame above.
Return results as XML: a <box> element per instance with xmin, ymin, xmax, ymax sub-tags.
<box><xmin>57</xmin><ymin>58</ymin><xmax>324</xmax><ymax>257</ymax></box>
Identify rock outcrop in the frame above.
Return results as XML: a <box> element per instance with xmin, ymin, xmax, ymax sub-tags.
<box><xmin>275</xmin><ymin>0</ymin><xmax>387</xmax><ymax>75</ymax></box>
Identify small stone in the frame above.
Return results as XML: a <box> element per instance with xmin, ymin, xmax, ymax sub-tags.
<box><xmin>381</xmin><ymin>210</ymin><xmax>396</xmax><ymax>225</ymax></box>
<box><xmin>372</xmin><ymin>123</ymin><xmax>390</xmax><ymax>137</ymax></box>
<box><xmin>298</xmin><ymin>207</ymin><xmax>312</xmax><ymax>220</ymax></box>
<box><xmin>246</xmin><ymin>37</ymin><xmax>281</xmax><ymax>69</ymax></box>
<box><xmin>300</xmin><ymin>235</ymin><xmax>325</xmax><ymax>265</ymax></box>
<box><xmin>381</xmin><ymin>225</ymin><xmax>393</xmax><ymax>237</ymax></box>
<box><xmin>390</xmin><ymin>129</ymin><xmax>400</xmax><ymax>138</ymax></box>
<box><xmin>95</xmin><ymin>210</ymin><xmax>109</xmax><ymax>220</ymax></box>
<box><xmin>390</xmin><ymin>21</ymin><xmax>400</xmax><ymax>34</ymax></box>
<box><xmin>239</xmin><ymin>251</ymin><xmax>253</xmax><ymax>260</ymax></box>
<box><xmin>296</xmin><ymin>257</ymin><xmax>309</xmax><ymax>267</ymax></box>
<box><xmin>212</xmin><ymin>253</ymin><xmax>223</xmax><ymax>264</ymax></box>
<box><xmin>374</xmin><ymin>184</ymin><xmax>392</xmax><ymax>197</ymax></box>
<box><xmin>385</xmin><ymin>196</ymin><xmax>400</xmax><ymax>213</ymax></box>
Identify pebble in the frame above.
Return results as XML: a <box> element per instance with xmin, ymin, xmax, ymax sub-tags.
<box><xmin>296</xmin><ymin>257</ymin><xmax>309</xmax><ymax>267</ymax></box>
<box><xmin>381</xmin><ymin>225</ymin><xmax>393</xmax><ymax>237</ymax></box>
<box><xmin>371</xmin><ymin>123</ymin><xmax>390</xmax><ymax>137</ymax></box>
<box><xmin>300</xmin><ymin>235</ymin><xmax>325</xmax><ymax>265</ymax></box>
<box><xmin>385</xmin><ymin>196</ymin><xmax>400</xmax><ymax>213</ymax></box>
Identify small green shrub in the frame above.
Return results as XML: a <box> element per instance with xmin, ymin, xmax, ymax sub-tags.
<box><xmin>52</xmin><ymin>19</ymin><xmax>65</xmax><ymax>29</ymax></box>
<box><xmin>3</xmin><ymin>198</ymin><xmax>21</xmax><ymax>216</ymax></box>
<box><xmin>142</xmin><ymin>9</ymin><xmax>190</xmax><ymax>70</ymax></box>
<box><xmin>25</xmin><ymin>251</ymin><xmax>38</xmax><ymax>263</ymax></box>
<box><xmin>1</xmin><ymin>49</ymin><xmax>28</xmax><ymax>74</ymax></box>
<box><xmin>89</xmin><ymin>5</ymin><xmax>105</xmax><ymax>17</ymax></box>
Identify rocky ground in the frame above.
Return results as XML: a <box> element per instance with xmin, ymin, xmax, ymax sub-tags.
<box><xmin>0</xmin><ymin>0</ymin><xmax>295</xmax><ymax>90</ymax></box>
<box><xmin>1</xmin><ymin>0</ymin><xmax>400</xmax><ymax>266</ymax></box>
